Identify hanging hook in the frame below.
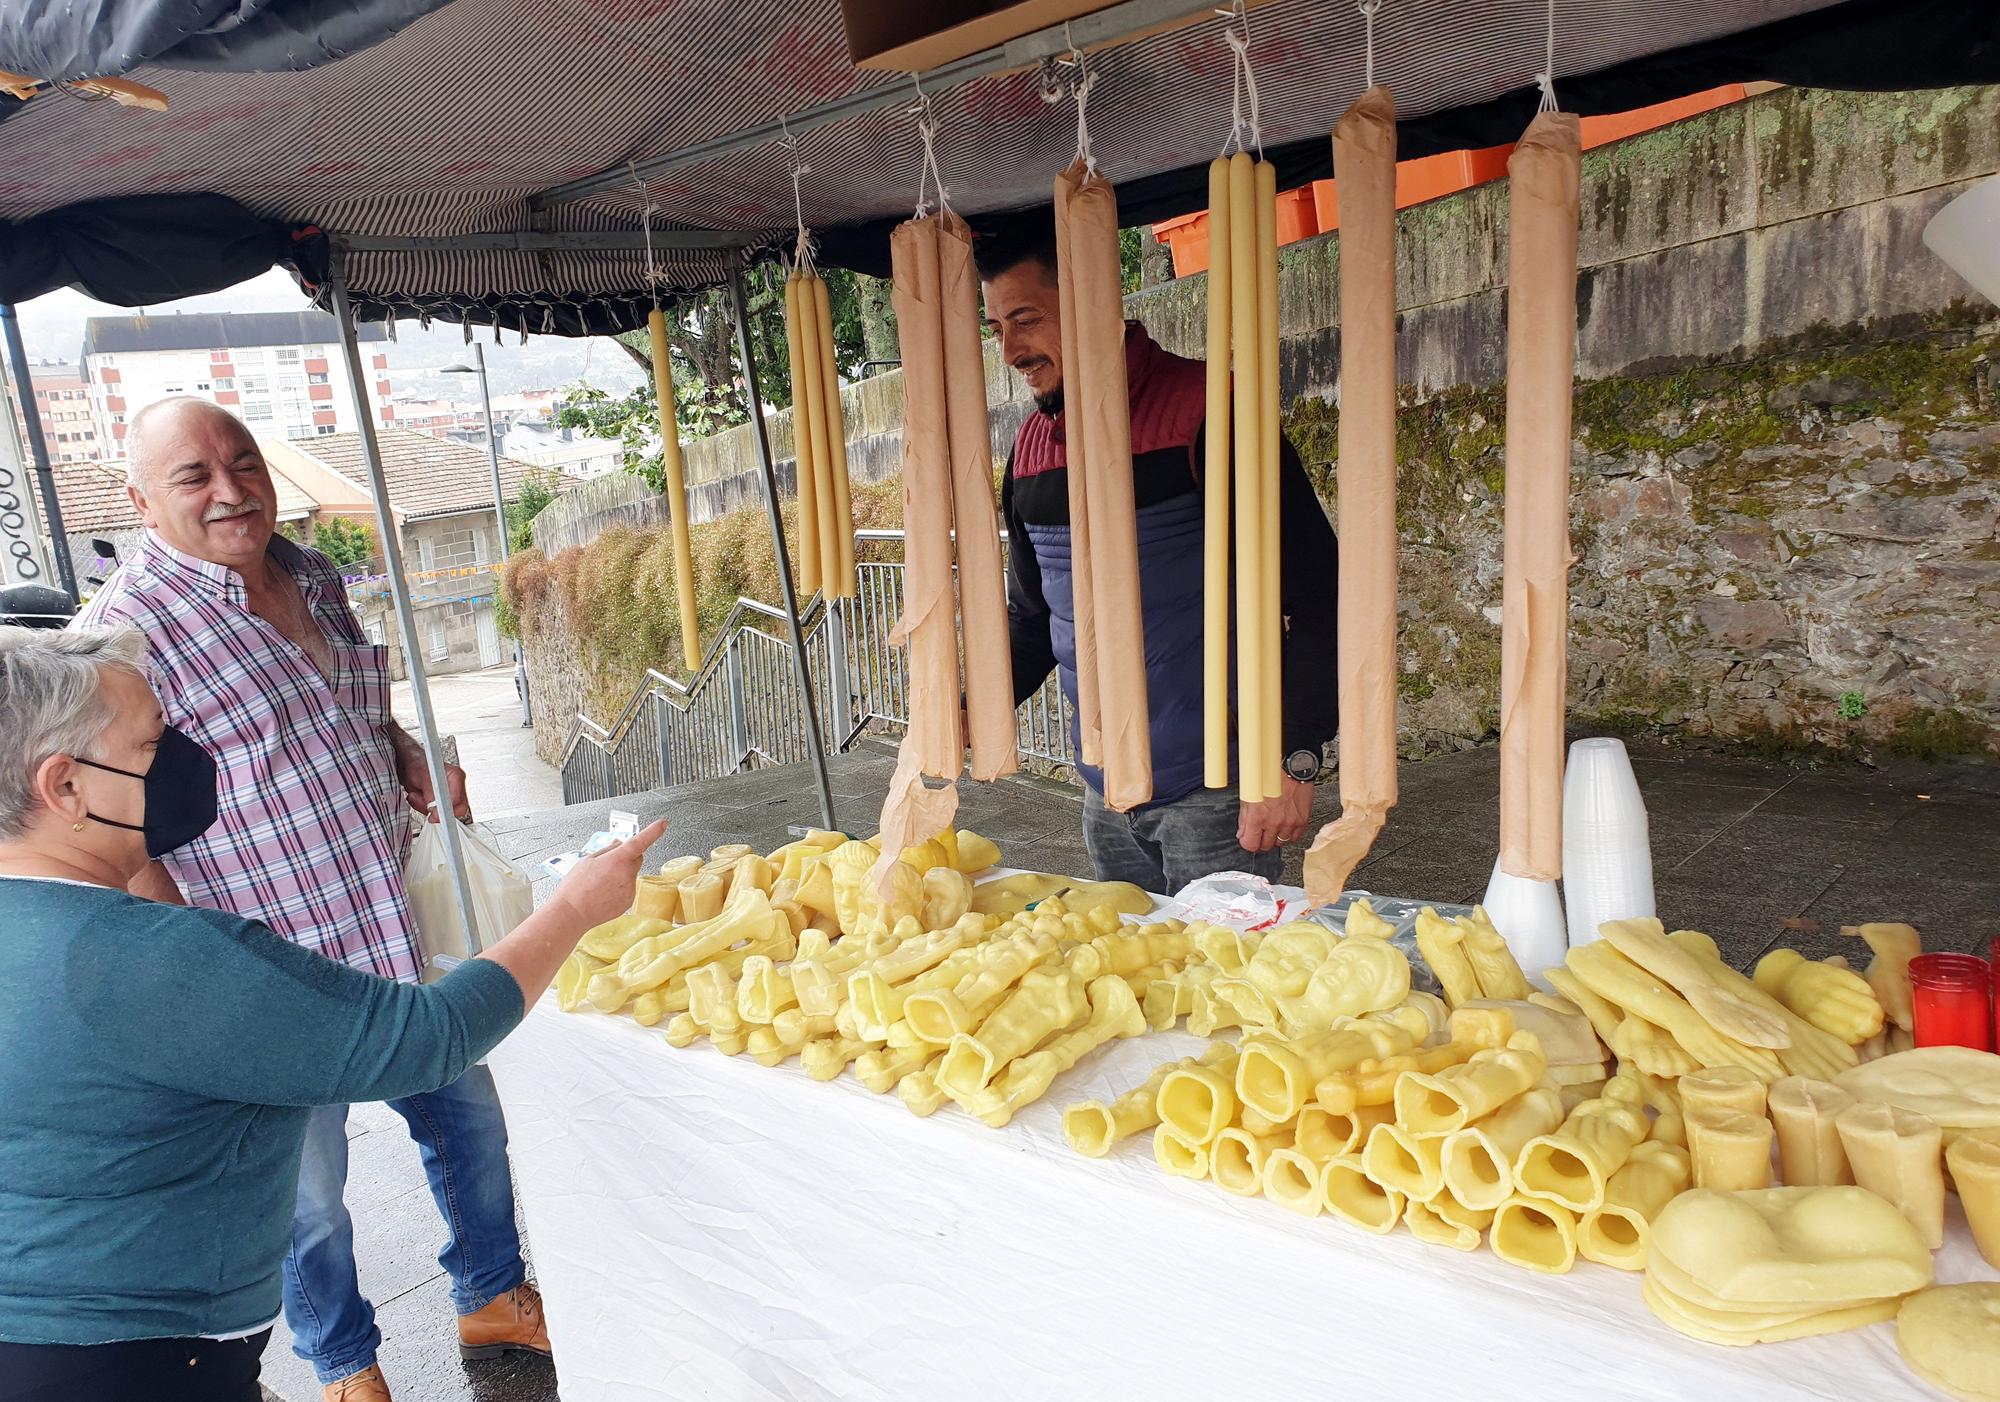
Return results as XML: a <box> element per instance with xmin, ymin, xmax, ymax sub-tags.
<box><xmin>1535</xmin><ymin>0</ymin><xmax>1559</xmax><ymax>113</ymax></box>
<box><xmin>907</xmin><ymin>72</ymin><xmax>951</xmax><ymax>218</ymax></box>
<box><xmin>778</xmin><ymin>112</ymin><xmax>816</xmax><ymax>274</ymax></box>
<box><xmin>1219</xmin><ymin>0</ymin><xmax>1262</xmax><ymax>160</ymax></box>
<box><xmin>1358</xmin><ymin>0</ymin><xmax>1382</xmax><ymax>91</ymax></box>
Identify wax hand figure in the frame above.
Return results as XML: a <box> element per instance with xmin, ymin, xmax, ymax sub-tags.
<box><xmin>0</xmin><ymin>625</ymin><xmax>666</xmax><ymax>1402</ymax></box>
<box><xmin>977</xmin><ymin>221</ymin><xmax>1341</xmax><ymax>892</ymax></box>
<box><xmin>75</xmin><ymin>397</ymin><xmax>523</xmax><ymax>1401</ymax></box>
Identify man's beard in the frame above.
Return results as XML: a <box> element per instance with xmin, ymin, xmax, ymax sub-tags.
<box><xmin>1033</xmin><ymin>385</ymin><xmax>1064</xmax><ymax>417</ymax></box>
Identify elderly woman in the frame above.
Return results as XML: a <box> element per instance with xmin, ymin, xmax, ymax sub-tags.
<box><xmin>0</xmin><ymin>627</ymin><xmax>662</xmax><ymax>1402</ymax></box>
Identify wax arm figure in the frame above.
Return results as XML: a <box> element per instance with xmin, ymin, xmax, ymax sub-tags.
<box><xmin>72</xmin><ymin>398</ymin><xmax>536</xmax><ymax>1399</ymax></box>
<box><xmin>981</xmin><ymin>223</ymin><xmax>1339</xmax><ymax>890</ymax></box>
<box><xmin>0</xmin><ymin>624</ymin><xmax>662</xmax><ymax>1401</ymax></box>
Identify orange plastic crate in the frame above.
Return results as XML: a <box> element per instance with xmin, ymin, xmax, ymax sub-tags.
<box><xmin>1153</xmin><ymin>187</ymin><xmax>1318</xmax><ymax>278</ymax></box>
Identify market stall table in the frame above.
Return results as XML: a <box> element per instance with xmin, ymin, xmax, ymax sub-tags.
<box><xmin>489</xmin><ymin>992</ymin><xmax>1987</xmax><ymax>1402</ymax></box>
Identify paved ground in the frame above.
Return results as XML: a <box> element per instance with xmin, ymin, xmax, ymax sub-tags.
<box><xmin>261</xmin><ymin>736</ymin><xmax>2000</xmax><ymax>1400</ymax></box>
<box><xmin>258</xmin><ymin>666</ymin><xmax>561</xmax><ymax>1402</ymax></box>
<box><xmin>391</xmin><ymin>664</ymin><xmax>563</xmax><ymax>822</ymax></box>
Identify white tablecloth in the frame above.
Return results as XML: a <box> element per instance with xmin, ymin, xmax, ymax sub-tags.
<box><xmin>489</xmin><ymin>999</ymin><xmax>1984</xmax><ymax>1401</ymax></box>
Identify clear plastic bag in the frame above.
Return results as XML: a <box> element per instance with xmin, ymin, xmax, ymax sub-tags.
<box><xmin>405</xmin><ymin>815</ymin><xmax>535</xmax><ymax>979</ymax></box>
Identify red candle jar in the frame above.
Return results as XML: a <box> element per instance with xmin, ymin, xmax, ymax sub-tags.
<box><xmin>1909</xmin><ymin>953</ymin><xmax>1993</xmax><ymax>1052</ymax></box>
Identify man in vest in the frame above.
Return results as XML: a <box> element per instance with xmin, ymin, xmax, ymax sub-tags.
<box><xmin>978</xmin><ymin>219</ymin><xmax>1341</xmax><ymax>894</ymax></box>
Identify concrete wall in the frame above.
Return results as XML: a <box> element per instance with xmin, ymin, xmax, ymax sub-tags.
<box><xmin>354</xmin><ymin>511</ymin><xmax>504</xmax><ymax>679</ymax></box>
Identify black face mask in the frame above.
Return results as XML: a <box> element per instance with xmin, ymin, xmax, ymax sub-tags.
<box><xmin>75</xmin><ymin>725</ymin><xmax>221</xmax><ymax>858</ymax></box>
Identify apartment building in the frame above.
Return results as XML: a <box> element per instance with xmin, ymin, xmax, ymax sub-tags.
<box><xmin>80</xmin><ymin>309</ymin><xmax>392</xmax><ymax>451</ymax></box>
<box><xmin>11</xmin><ymin>362</ymin><xmax>102</xmax><ymax>465</ymax></box>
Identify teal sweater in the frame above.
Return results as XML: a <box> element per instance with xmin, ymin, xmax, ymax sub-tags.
<box><xmin>0</xmin><ymin>878</ymin><xmax>524</xmax><ymax>1345</ymax></box>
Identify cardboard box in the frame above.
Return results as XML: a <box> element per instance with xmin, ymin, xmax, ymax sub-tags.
<box><xmin>838</xmin><ymin>0</ymin><xmax>1115</xmax><ymax>71</ymax></box>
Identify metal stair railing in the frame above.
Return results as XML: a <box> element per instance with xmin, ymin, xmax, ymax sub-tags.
<box><xmin>557</xmin><ymin>529</ymin><xmax>1077</xmax><ymax>804</ymax></box>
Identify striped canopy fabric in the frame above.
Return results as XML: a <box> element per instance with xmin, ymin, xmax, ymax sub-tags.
<box><xmin>0</xmin><ymin>0</ymin><xmax>1988</xmax><ymax>330</ymax></box>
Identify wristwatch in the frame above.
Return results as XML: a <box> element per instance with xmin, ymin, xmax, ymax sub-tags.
<box><xmin>1285</xmin><ymin>748</ymin><xmax>1324</xmax><ymax>784</ymax></box>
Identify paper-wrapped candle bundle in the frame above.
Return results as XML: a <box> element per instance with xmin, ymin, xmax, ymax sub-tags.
<box><xmin>880</xmin><ymin>216</ymin><xmax>967</xmax><ymax>859</ymax></box>
<box><xmin>1055</xmin><ymin>159</ymin><xmax>1151</xmax><ymax>811</ymax></box>
<box><xmin>1303</xmin><ymin>84</ymin><xmax>1399</xmax><ymax>906</ymax></box>
<box><xmin>1497</xmin><ymin>109</ymin><xmax>1582</xmax><ymax>885</ymax></box>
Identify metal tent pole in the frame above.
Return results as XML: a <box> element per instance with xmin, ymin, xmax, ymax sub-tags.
<box><xmin>0</xmin><ymin>305</ymin><xmax>79</xmax><ymax>600</ymax></box>
<box><xmin>327</xmin><ymin>259</ymin><xmax>483</xmax><ymax>959</ymax></box>
<box><xmin>469</xmin><ymin>344</ymin><xmax>532</xmax><ymax>726</ymax></box>
<box><xmin>722</xmin><ymin>251</ymin><xmax>837</xmax><ymax>832</ymax></box>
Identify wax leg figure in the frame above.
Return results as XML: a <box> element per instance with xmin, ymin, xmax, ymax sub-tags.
<box><xmin>979</xmin><ymin>221</ymin><xmax>1340</xmax><ymax>892</ymax></box>
<box><xmin>76</xmin><ymin>398</ymin><xmax>550</xmax><ymax>1400</ymax></box>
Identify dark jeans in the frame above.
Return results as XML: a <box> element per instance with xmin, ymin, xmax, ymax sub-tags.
<box><xmin>0</xmin><ymin>1327</ymin><xmax>271</xmax><ymax>1402</ymax></box>
<box><xmin>1083</xmin><ymin>782</ymin><xmax>1283</xmax><ymax>894</ymax></box>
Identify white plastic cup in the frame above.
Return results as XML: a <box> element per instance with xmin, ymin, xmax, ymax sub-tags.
<box><xmin>1481</xmin><ymin>855</ymin><xmax>1568</xmax><ymax>983</ymax></box>
<box><xmin>1924</xmin><ymin>176</ymin><xmax>2000</xmax><ymax>307</ymax></box>
<box><xmin>1562</xmin><ymin>737</ymin><xmax>1656</xmax><ymax>946</ymax></box>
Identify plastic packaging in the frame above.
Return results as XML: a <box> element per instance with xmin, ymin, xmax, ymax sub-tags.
<box><xmin>1561</xmin><ymin>737</ymin><xmax>1656</xmax><ymax>947</ymax></box>
<box><xmin>406</xmin><ymin>816</ymin><xmax>535</xmax><ymax>977</ymax></box>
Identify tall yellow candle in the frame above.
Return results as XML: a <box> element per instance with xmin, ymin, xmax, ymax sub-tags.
<box><xmin>796</xmin><ymin>273</ymin><xmax>842</xmax><ymax>600</ymax></box>
<box><xmin>1228</xmin><ymin>151</ymin><xmax>1264</xmax><ymax>803</ymax></box>
<box><xmin>810</xmin><ymin>275</ymin><xmax>858</xmax><ymax>598</ymax></box>
<box><xmin>649</xmin><ymin>307</ymin><xmax>703</xmax><ymax>672</ymax></box>
<box><xmin>1203</xmin><ymin>156</ymin><xmax>1234</xmax><ymax>790</ymax></box>
<box><xmin>780</xmin><ymin>277</ymin><xmax>822</xmax><ymax>597</ymax></box>
<box><xmin>1256</xmin><ymin>157</ymin><xmax>1284</xmax><ymax>799</ymax></box>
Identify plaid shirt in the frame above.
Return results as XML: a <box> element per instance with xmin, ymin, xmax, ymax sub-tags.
<box><xmin>78</xmin><ymin>532</ymin><xmax>422</xmax><ymax>981</ymax></box>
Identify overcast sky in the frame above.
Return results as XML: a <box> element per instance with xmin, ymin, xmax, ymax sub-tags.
<box><xmin>14</xmin><ymin>269</ymin><xmax>644</xmax><ymax>402</ymax></box>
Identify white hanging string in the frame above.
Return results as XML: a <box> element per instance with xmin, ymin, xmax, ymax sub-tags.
<box><xmin>1064</xmin><ymin>23</ymin><xmax>1099</xmax><ymax>173</ymax></box>
<box><xmin>1217</xmin><ymin>1</ymin><xmax>1263</xmax><ymax>160</ymax></box>
<box><xmin>779</xmin><ymin>115</ymin><xmax>817</xmax><ymax>275</ymax></box>
<box><xmin>1359</xmin><ymin>0</ymin><xmax>1382</xmax><ymax>90</ymax></box>
<box><xmin>1535</xmin><ymin>0</ymin><xmax>1560</xmax><ymax>113</ymax></box>
<box><xmin>627</xmin><ymin>160</ymin><xmax>665</xmax><ymax>309</ymax></box>
<box><xmin>907</xmin><ymin>72</ymin><xmax>952</xmax><ymax>219</ymax></box>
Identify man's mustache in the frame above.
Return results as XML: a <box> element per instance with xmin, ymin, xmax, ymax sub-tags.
<box><xmin>1014</xmin><ymin>356</ymin><xmax>1053</xmax><ymax>375</ymax></box>
<box><xmin>202</xmin><ymin>496</ymin><xmax>265</xmax><ymax>523</ymax></box>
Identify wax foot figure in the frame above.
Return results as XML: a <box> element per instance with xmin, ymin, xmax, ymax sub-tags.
<box><xmin>977</xmin><ymin>220</ymin><xmax>1340</xmax><ymax>892</ymax></box>
<box><xmin>0</xmin><ymin>625</ymin><xmax>663</xmax><ymax>1402</ymax></box>
<box><xmin>75</xmin><ymin>399</ymin><xmax>549</xmax><ymax>1398</ymax></box>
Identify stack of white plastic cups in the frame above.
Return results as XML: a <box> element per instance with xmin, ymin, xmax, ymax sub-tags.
<box><xmin>1560</xmin><ymin>737</ymin><xmax>1657</xmax><ymax>947</ymax></box>
<box><xmin>1481</xmin><ymin>855</ymin><xmax>1569</xmax><ymax>984</ymax></box>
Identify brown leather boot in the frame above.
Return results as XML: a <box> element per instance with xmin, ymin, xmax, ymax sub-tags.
<box><xmin>457</xmin><ymin>1281</ymin><xmax>552</xmax><ymax>1361</ymax></box>
<box><xmin>322</xmin><ymin>1363</ymin><xmax>391</xmax><ymax>1401</ymax></box>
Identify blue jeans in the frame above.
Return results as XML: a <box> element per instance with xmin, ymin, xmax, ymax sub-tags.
<box><xmin>1083</xmin><ymin>782</ymin><xmax>1283</xmax><ymax>894</ymax></box>
<box><xmin>282</xmin><ymin>1064</ymin><xmax>526</xmax><ymax>1384</ymax></box>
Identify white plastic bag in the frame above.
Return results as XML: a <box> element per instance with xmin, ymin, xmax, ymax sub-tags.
<box><xmin>405</xmin><ymin>814</ymin><xmax>535</xmax><ymax>979</ymax></box>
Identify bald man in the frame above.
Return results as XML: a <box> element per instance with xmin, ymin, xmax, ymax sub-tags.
<box><xmin>77</xmin><ymin>399</ymin><xmax>546</xmax><ymax>1401</ymax></box>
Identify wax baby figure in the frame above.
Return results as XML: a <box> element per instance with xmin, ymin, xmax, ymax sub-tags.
<box><xmin>978</xmin><ymin>218</ymin><xmax>1341</xmax><ymax>893</ymax></box>
<box><xmin>75</xmin><ymin>397</ymin><xmax>540</xmax><ymax>1402</ymax></box>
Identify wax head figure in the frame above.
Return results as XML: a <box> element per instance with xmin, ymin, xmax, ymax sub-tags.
<box><xmin>977</xmin><ymin>215</ymin><xmax>1340</xmax><ymax>894</ymax></box>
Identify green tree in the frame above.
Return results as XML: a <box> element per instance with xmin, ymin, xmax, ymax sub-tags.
<box><xmin>505</xmin><ymin>470</ymin><xmax>559</xmax><ymax>553</ymax></box>
<box><xmin>309</xmin><ymin>517</ymin><xmax>376</xmax><ymax>569</ymax></box>
<box><xmin>559</xmin><ymin>261</ymin><xmax>891</xmax><ymax>490</ymax></box>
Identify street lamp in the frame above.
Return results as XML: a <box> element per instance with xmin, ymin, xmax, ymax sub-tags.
<box><xmin>439</xmin><ymin>343</ymin><xmax>532</xmax><ymax>727</ymax></box>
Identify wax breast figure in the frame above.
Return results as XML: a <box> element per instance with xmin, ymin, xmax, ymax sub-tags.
<box><xmin>978</xmin><ymin>218</ymin><xmax>1341</xmax><ymax>894</ymax></box>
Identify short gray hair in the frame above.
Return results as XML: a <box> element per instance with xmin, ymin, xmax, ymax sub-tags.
<box><xmin>0</xmin><ymin>626</ymin><xmax>150</xmax><ymax>839</ymax></box>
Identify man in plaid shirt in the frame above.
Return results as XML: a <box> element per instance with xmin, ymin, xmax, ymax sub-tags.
<box><xmin>80</xmin><ymin>399</ymin><xmax>548</xmax><ymax>1402</ymax></box>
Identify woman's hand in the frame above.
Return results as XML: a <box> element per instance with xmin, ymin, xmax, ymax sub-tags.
<box><xmin>479</xmin><ymin>819</ymin><xmax>668</xmax><ymax>1007</ymax></box>
<box><xmin>549</xmin><ymin>820</ymin><xmax>669</xmax><ymax>930</ymax></box>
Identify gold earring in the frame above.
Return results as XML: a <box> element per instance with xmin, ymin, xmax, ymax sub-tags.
<box><xmin>72</xmin><ymin>822</ymin><xmax>85</xmax><ymax>832</ymax></box>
